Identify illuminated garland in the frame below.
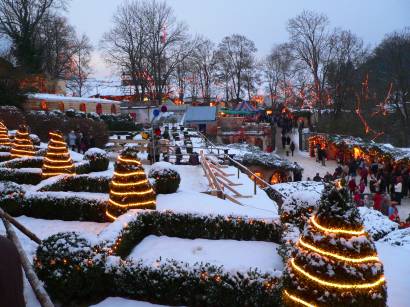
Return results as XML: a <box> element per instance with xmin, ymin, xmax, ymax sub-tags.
<box><xmin>42</xmin><ymin>131</ymin><xmax>75</xmax><ymax>178</ymax></box>
<box><xmin>310</xmin><ymin>215</ymin><xmax>365</xmax><ymax>235</ymax></box>
<box><xmin>0</xmin><ymin>121</ymin><xmax>11</xmax><ymax>146</ymax></box>
<box><xmin>290</xmin><ymin>258</ymin><xmax>385</xmax><ymax>289</ymax></box>
<box><xmin>10</xmin><ymin>125</ymin><xmax>36</xmax><ymax>158</ymax></box>
<box><xmin>283</xmin><ymin>290</ymin><xmax>316</xmax><ymax>307</ymax></box>
<box><xmin>283</xmin><ymin>187</ymin><xmax>387</xmax><ymax>306</ymax></box>
<box><xmin>106</xmin><ymin>154</ymin><xmax>156</xmax><ymax>221</ymax></box>
<box><xmin>298</xmin><ymin>238</ymin><xmax>379</xmax><ymax>263</ymax></box>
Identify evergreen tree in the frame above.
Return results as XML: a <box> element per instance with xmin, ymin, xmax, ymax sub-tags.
<box><xmin>0</xmin><ymin>121</ymin><xmax>11</xmax><ymax>146</ymax></box>
<box><xmin>106</xmin><ymin>149</ymin><xmax>156</xmax><ymax>220</ymax></box>
<box><xmin>10</xmin><ymin>125</ymin><xmax>35</xmax><ymax>158</ymax></box>
<box><xmin>42</xmin><ymin>131</ymin><xmax>75</xmax><ymax>178</ymax></box>
<box><xmin>283</xmin><ymin>186</ymin><xmax>387</xmax><ymax>307</ymax></box>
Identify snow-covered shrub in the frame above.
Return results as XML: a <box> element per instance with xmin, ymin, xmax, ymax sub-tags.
<box><xmin>0</xmin><ymin>181</ymin><xmax>25</xmax><ymax>215</ymax></box>
<box><xmin>35</xmin><ymin>148</ymin><xmax>47</xmax><ymax>156</ymax></box>
<box><xmin>0</xmin><ymin>167</ymin><xmax>43</xmax><ymax>184</ymax></box>
<box><xmin>35</xmin><ymin>212</ymin><xmax>282</xmax><ymax>306</ymax></box>
<box><xmin>148</xmin><ymin>162</ymin><xmax>180</xmax><ymax>194</ymax></box>
<box><xmin>29</xmin><ymin>133</ymin><xmax>40</xmax><ymax>145</ymax></box>
<box><xmin>378</xmin><ymin>228</ymin><xmax>410</xmax><ymax>250</ymax></box>
<box><xmin>358</xmin><ymin>207</ymin><xmax>398</xmax><ymax>240</ymax></box>
<box><xmin>84</xmin><ymin>148</ymin><xmax>109</xmax><ymax>172</ymax></box>
<box><xmin>0</xmin><ymin>145</ymin><xmax>10</xmax><ymax>152</ymax></box>
<box><xmin>40</xmin><ymin>174</ymin><xmax>111</xmax><ymax>193</ymax></box>
<box><xmin>35</xmin><ymin>232</ymin><xmax>108</xmax><ymax>303</ymax></box>
<box><xmin>22</xmin><ymin>192</ymin><xmax>107</xmax><ymax>222</ymax></box>
<box><xmin>0</xmin><ymin>156</ymin><xmax>43</xmax><ymax>169</ymax></box>
<box><xmin>114</xmin><ymin>211</ymin><xmax>281</xmax><ymax>258</ymax></box>
<box><xmin>0</xmin><ymin>151</ymin><xmax>11</xmax><ymax>162</ymax></box>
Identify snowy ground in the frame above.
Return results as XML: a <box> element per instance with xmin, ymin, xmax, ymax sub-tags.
<box><xmin>128</xmin><ymin>235</ymin><xmax>283</xmax><ymax>275</ymax></box>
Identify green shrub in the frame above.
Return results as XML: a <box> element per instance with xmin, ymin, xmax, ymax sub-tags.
<box><xmin>40</xmin><ymin>175</ymin><xmax>110</xmax><ymax>193</ymax></box>
<box><xmin>0</xmin><ymin>157</ymin><xmax>44</xmax><ymax>169</ymax></box>
<box><xmin>35</xmin><ymin>213</ymin><xmax>282</xmax><ymax>306</ymax></box>
<box><xmin>0</xmin><ymin>181</ymin><xmax>25</xmax><ymax>216</ymax></box>
<box><xmin>84</xmin><ymin>148</ymin><xmax>109</xmax><ymax>172</ymax></box>
<box><xmin>21</xmin><ymin>193</ymin><xmax>107</xmax><ymax>222</ymax></box>
<box><xmin>0</xmin><ymin>168</ymin><xmax>43</xmax><ymax>184</ymax></box>
<box><xmin>115</xmin><ymin>211</ymin><xmax>281</xmax><ymax>258</ymax></box>
<box><xmin>148</xmin><ymin>162</ymin><xmax>180</xmax><ymax>194</ymax></box>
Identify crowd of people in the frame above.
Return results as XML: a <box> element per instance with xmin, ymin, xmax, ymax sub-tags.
<box><xmin>311</xmin><ymin>155</ymin><xmax>410</xmax><ymax>228</ymax></box>
<box><xmin>67</xmin><ymin>130</ymin><xmax>96</xmax><ymax>153</ymax></box>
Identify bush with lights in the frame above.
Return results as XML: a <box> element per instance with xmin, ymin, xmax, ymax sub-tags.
<box><xmin>0</xmin><ymin>120</ymin><xmax>11</xmax><ymax>149</ymax></box>
<box><xmin>10</xmin><ymin>125</ymin><xmax>36</xmax><ymax>159</ymax></box>
<box><xmin>148</xmin><ymin>162</ymin><xmax>181</xmax><ymax>194</ymax></box>
<box><xmin>282</xmin><ymin>186</ymin><xmax>387</xmax><ymax>307</ymax></box>
<box><xmin>42</xmin><ymin>131</ymin><xmax>75</xmax><ymax>178</ymax></box>
<box><xmin>106</xmin><ymin>149</ymin><xmax>156</xmax><ymax>221</ymax></box>
<box><xmin>0</xmin><ymin>181</ymin><xmax>25</xmax><ymax>215</ymax></box>
<box><xmin>35</xmin><ymin>212</ymin><xmax>282</xmax><ymax>306</ymax></box>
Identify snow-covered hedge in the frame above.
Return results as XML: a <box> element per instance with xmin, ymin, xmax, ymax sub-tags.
<box><xmin>358</xmin><ymin>207</ymin><xmax>398</xmax><ymax>240</ymax></box>
<box><xmin>148</xmin><ymin>162</ymin><xmax>180</xmax><ymax>194</ymax></box>
<box><xmin>39</xmin><ymin>174</ymin><xmax>111</xmax><ymax>193</ymax></box>
<box><xmin>35</xmin><ymin>212</ymin><xmax>282</xmax><ymax>306</ymax></box>
<box><xmin>83</xmin><ymin>148</ymin><xmax>109</xmax><ymax>172</ymax></box>
<box><xmin>0</xmin><ymin>156</ymin><xmax>44</xmax><ymax>169</ymax></box>
<box><xmin>0</xmin><ymin>181</ymin><xmax>25</xmax><ymax>215</ymax></box>
<box><xmin>0</xmin><ymin>167</ymin><xmax>43</xmax><ymax>184</ymax></box>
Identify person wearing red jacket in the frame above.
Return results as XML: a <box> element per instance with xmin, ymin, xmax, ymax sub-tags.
<box><xmin>373</xmin><ymin>192</ymin><xmax>383</xmax><ymax>211</ymax></box>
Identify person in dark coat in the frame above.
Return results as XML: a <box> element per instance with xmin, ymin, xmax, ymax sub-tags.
<box><xmin>286</xmin><ymin>136</ymin><xmax>291</xmax><ymax>145</ymax></box>
<box><xmin>313</xmin><ymin>173</ymin><xmax>322</xmax><ymax>182</ymax></box>
<box><xmin>290</xmin><ymin>142</ymin><xmax>296</xmax><ymax>157</ymax></box>
<box><xmin>281</xmin><ymin>134</ymin><xmax>286</xmax><ymax>149</ymax></box>
<box><xmin>0</xmin><ymin>236</ymin><xmax>25</xmax><ymax>307</ymax></box>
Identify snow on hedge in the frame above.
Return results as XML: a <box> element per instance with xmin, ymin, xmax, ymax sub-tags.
<box><xmin>378</xmin><ymin>228</ymin><xmax>410</xmax><ymax>250</ymax></box>
<box><xmin>84</xmin><ymin>147</ymin><xmax>108</xmax><ymax>159</ymax></box>
<box><xmin>273</xmin><ymin>181</ymin><xmax>324</xmax><ymax>203</ymax></box>
<box><xmin>149</xmin><ymin>161</ymin><xmax>178</xmax><ymax>174</ymax></box>
<box><xmin>358</xmin><ymin>207</ymin><xmax>398</xmax><ymax>240</ymax></box>
<box><xmin>128</xmin><ymin>235</ymin><xmax>283</xmax><ymax>276</ymax></box>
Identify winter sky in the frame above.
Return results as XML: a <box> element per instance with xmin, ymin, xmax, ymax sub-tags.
<box><xmin>65</xmin><ymin>0</ymin><xmax>410</xmax><ymax>80</ymax></box>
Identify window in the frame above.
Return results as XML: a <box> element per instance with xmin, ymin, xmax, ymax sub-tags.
<box><xmin>79</xmin><ymin>103</ymin><xmax>87</xmax><ymax>112</ymax></box>
<box><xmin>40</xmin><ymin>100</ymin><xmax>48</xmax><ymax>111</ymax></box>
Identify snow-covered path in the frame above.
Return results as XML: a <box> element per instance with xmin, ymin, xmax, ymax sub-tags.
<box><xmin>274</xmin><ymin>128</ymin><xmax>410</xmax><ymax>221</ymax></box>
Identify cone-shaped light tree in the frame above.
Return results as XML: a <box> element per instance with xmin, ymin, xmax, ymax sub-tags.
<box><xmin>283</xmin><ymin>186</ymin><xmax>387</xmax><ymax>307</ymax></box>
<box><xmin>106</xmin><ymin>149</ymin><xmax>156</xmax><ymax>221</ymax></box>
<box><xmin>10</xmin><ymin>125</ymin><xmax>36</xmax><ymax>159</ymax></box>
<box><xmin>0</xmin><ymin>121</ymin><xmax>11</xmax><ymax>146</ymax></box>
<box><xmin>42</xmin><ymin>131</ymin><xmax>76</xmax><ymax>178</ymax></box>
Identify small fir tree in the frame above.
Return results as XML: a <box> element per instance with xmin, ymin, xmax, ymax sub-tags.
<box><xmin>283</xmin><ymin>186</ymin><xmax>387</xmax><ymax>307</ymax></box>
<box><xmin>42</xmin><ymin>131</ymin><xmax>75</xmax><ymax>178</ymax></box>
<box><xmin>0</xmin><ymin>121</ymin><xmax>11</xmax><ymax>146</ymax></box>
<box><xmin>10</xmin><ymin>125</ymin><xmax>35</xmax><ymax>158</ymax></box>
<box><xmin>106</xmin><ymin>149</ymin><xmax>156</xmax><ymax>220</ymax></box>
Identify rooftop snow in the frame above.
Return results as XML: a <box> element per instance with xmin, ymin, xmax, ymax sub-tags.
<box><xmin>27</xmin><ymin>93</ymin><xmax>121</xmax><ymax>104</ymax></box>
<box><xmin>184</xmin><ymin>106</ymin><xmax>217</xmax><ymax>123</ymax></box>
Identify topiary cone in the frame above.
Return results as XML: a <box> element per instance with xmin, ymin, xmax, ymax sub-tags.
<box><xmin>10</xmin><ymin>125</ymin><xmax>36</xmax><ymax>159</ymax></box>
<box><xmin>42</xmin><ymin>131</ymin><xmax>76</xmax><ymax>178</ymax></box>
<box><xmin>283</xmin><ymin>186</ymin><xmax>387</xmax><ymax>307</ymax></box>
<box><xmin>106</xmin><ymin>150</ymin><xmax>156</xmax><ymax>221</ymax></box>
<box><xmin>0</xmin><ymin>121</ymin><xmax>11</xmax><ymax>146</ymax></box>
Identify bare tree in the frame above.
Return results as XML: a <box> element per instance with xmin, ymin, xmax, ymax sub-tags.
<box><xmin>287</xmin><ymin>10</ymin><xmax>335</xmax><ymax>108</ymax></box>
<box><xmin>262</xmin><ymin>43</ymin><xmax>295</xmax><ymax>105</ymax></box>
<box><xmin>67</xmin><ymin>34</ymin><xmax>93</xmax><ymax>97</ymax></box>
<box><xmin>40</xmin><ymin>14</ymin><xmax>77</xmax><ymax>80</ymax></box>
<box><xmin>326</xmin><ymin>30</ymin><xmax>366</xmax><ymax>114</ymax></box>
<box><xmin>216</xmin><ymin>34</ymin><xmax>257</xmax><ymax>101</ymax></box>
<box><xmin>191</xmin><ymin>37</ymin><xmax>217</xmax><ymax>102</ymax></box>
<box><xmin>0</xmin><ymin>0</ymin><xmax>66</xmax><ymax>73</ymax></box>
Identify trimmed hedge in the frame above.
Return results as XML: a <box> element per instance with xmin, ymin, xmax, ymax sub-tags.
<box><xmin>0</xmin><ymin>181</ymin><xmax>25</xmax><ymax>215</ymax></box>
<box><xmin>148</xmin><ymin>164</ymin><xmax>181</xmax><ymax>194</ymax></box>
<box><xmin>40</xmin><ymin>175</ymin><xmax>110</xmax><ymax>193</ymax></box>
<box><xmin>0</xmin><ymin>157</ymin><xmax>44</xmax><ymax>169</ymax></box>
<box><xmin>35</xmin><ymin>212</ymin><xmax>282</xmax><ymax>306</ymax></box>
<box><xmin>115</xmin><ymin>211</ymin><xmax>281</xmax><ymax>258</ymax></box>
<box><xmin>0</xmin><ymin>191</ymin><xmax>107</xmax><ymax>222</ymax></box>
<box><xmin>0</xmin><ymin>168</ymin><xmax>43</xmax><ymax>185</ymax></box>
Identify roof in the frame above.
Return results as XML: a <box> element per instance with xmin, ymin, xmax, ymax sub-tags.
<box><xmin>235</xmin><ymin>101</ymin><xmax>258</xmax><ymax>112</ymax></box>
<box><xmin>27</xmin><ymin>93</ymin><xmax>121</xmax><ymax>105</ymax></box>
<box><xmin>184</xmin><ymin>106</ymin><xmax>216</xmax><ymax>123</ymax></box>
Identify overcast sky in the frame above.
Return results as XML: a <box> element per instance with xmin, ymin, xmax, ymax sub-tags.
<box><xmin>65</xmin><ymin>0</ymin><xmax>410</xmax><ymax>79</ymax></box>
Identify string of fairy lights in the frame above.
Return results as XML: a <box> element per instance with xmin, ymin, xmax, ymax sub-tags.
<box><xmin>10</xmin><ymin>125</ymin><xmax>36</xmax><ymax>159</ymax></box>
<box><xmin>42</xmin><ymin>131</ymin><xmax>75</xmax><ymax>178</ymax></box>
<box><xmin>106</xmin><ymin>154</ymin><xmax>156</xmax><ymax>220</ymax></box>
<box><xmin>0</xmin><ymin>121</ymin><xmax>11</xmax><ymax>146</ymax></box>
<box><xmin>284</xmin><ymin>212</ymin><xmax>386</xmax><ymax>307</ymax></box>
